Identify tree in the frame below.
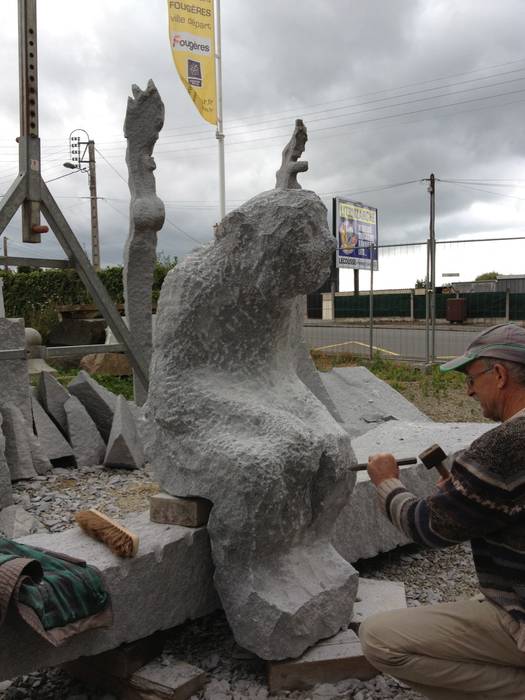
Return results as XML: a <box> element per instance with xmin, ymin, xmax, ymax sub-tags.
<box><xmin>475</xmin><ymin>271</ymin><xmax>499</xmax><ymax>281</ymax></box>
<box><xmin>415</xmin><ymin>278</ymin><xmax>426</xmax><ymax>288</ymax></box>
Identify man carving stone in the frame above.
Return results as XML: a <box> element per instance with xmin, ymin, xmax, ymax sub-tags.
<box><xmin>145</xmin><ymin>122</ymin><xmax>357</xmax><ymax>660</ymax></box>
<box><xmin>361</xmin><ymin>323</ymin><xmax>525</xmax><ymax>699</ymax></box>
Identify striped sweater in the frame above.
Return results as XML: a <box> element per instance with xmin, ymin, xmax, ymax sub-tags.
<box><xmin>376</xmin><ymin>411</ymin><xmax>525</xmax><ymax>649</ymax></box>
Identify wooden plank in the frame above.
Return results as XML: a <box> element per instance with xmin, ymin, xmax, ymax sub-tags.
<box><xmin>267</xmin><ymin>628</ymin><xmax>377</xmax><ymax>692</ymax></box>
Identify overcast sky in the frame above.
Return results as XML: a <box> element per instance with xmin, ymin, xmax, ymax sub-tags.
<box><xmin>0</xmin><ymin>0</ymin><xmax>524</xmax><ymax>290</ymax></box>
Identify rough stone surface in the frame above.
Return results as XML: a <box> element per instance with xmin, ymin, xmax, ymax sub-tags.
<box><xmin>65</xmin><ymin>395</ymin><xmax>106</xmax><ymax>467</ymax></box>
<box><xmin>146</xmin><ymin>187</ymin><xmax>358</xmax><ymax>660</ymax></box>
<box><xmin>104</xmin><ymin>395</ymin><xmax>144</xmax><ymax>469</ymax></box>
<box><xmin>275</xmin><ymin>119</ymin><xmax>308</xmax><ymax>190</ymax></box>
<box><xmin>0</xmin><ymin>318</ymin><xmax>32</xmax><ymax>425</ymax></box>
<box><xmin>0</xmin><ymin>415</ymin><xmax>13</xmax><ymax>509</ymax></box>
<box><xmin>38</xmin><ymin>371</ymin><xmax>71</xmax><ymax>435</ymax></box>
<box><xmin>0</xmin><ymin>505</ymin><xmax>45</xmax><ymax>538</ymax></box>
<box><xmin>124</xmin><ymin>80</ymin><xmax>165</xmax><ymax>406</ymax></box>
<box><xmin>68</xmin><ymin>371</ymin><xmax>117</xmax><ymax>442</ymax></box>
<box><xmin>80</xmin><ymin>352</ymin><xmax>132</xmax><ymax>376</ymax></box>
<box><xmin>1</xmin><ymin>404</ymin><xmax>37</xmax><ymax>481</ymax></box>
<box><xmin>0</xmin><ymin>511</ymin><xmax>219</xmax><ymax>681</ymax></box>
<box><xmin>31</xmin><ymin>393</ymin><xmax>76</xmax><ymax>467</ymax></box>
<box><xmin>26</xmin><ymin>422</ymin><xmax>53</xmax><ymax>475</ymax></box>
<box><xmin>333</xmin><ymin>420</ymin><xmax>494</xmax><ymax>562</ymax></box>
<box><xmin>319</xmin><ymin>366</ymin><xmax>431</xmax><ymax>439</ymax></box>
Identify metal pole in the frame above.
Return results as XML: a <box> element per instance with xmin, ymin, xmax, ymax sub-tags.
<box><xmin>19</xmin><ymin>0</ymin><xmax>43</xmax><ymax>244</ymax></box>
<box><xmin>87</xmin><ymin>140</ymin><xmax>100</xmax><ymax>270</ymax></box>
<box><xmin>429</xmin><ymin>173</ymin><xmax>436</xmax><ymax>363</ymax></box>
<box><xmin>3</xmin><ymin>238</ymin><xmax>8</xmax><ymax>271</ymax></box>
<box><xmin>215</xmin><ymin>0</ymin><xmax>225</xmax><ymax>220</ymax></box>
<box><xmin>369</xmin><ymin>245</ymin><xmax>374</xmax><ymax>360</ymax></box>
<box><xmin>425</xmin><ymin>237</ymin><xmax>430</xmax><ymax>365</ymax></box>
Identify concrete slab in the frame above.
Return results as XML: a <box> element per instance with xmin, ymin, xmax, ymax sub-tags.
<box><xmin>0</xmin><ymin>318</ymin><xmax>32</xmax><ymax>425</ymax></box>
<box><xmin>68</xmin><ymin>371</ymin><xmax>117</xmax><ymax>442</ymax></box>
<box><xmin>31</xmin><ymin>394</ymin><xmax>76</xmax><ymax>467</ymax></box>
<box><xmin>1</xmin><ymin>404</ymin><xmax>37</xmax><ymax>481</ymax></box>
<box><xmin>334</xmin><ymin>420</ymin><xmax>494</xmax><ymax>562</ymax></box>
<box><xmin>0</xmin><ymin>505</ymin><xmax>45</xmax><ymax>538</ymax></box>
<box><xmin>104</xmin><ymin>395</ymin><xmax>144</xmax><ymax>469</ymax></box>
<box><xmin>267</xmin><ymin>628</ymin><xmax>377</xmax><ymax>692</ymax></box>
<box><xmin>65</xmin><ymin>395</ymin><xmax>106</xmax><ymax>467</ymax></box>
<box><xmin>0</xmin><ymin>512</ymin><xmax>219</xmax><ymax>681</ymax></box>
<box><xmin>38</xmin><ymin>372</ymin><xmax>71</xmax><ymax>436</ymax></box>
<box><xmin>319</xmin><ymin>366</ymin><xmax>431</xmax><ymax>439</ymax></box>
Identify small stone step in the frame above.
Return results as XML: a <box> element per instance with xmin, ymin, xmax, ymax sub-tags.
<box><xmin>150</xmin><ymin>492</ymin><xmax>212</xmax><ymax>527</ymax></box>
<box><xmin>350</xmin><ymin>577</ymin><xmax>407</xmax><ymax>631</ymax></box>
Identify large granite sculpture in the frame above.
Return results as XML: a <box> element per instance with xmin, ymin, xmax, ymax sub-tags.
<box><xmin>123</xmin><ymin>80</ymin><xmax>165</xmax><ymax>405</ymax></box>
<box><xmin>145</xmin><ymin>123</ymin><xmax>358</xmax><ymax>660</ymax></box>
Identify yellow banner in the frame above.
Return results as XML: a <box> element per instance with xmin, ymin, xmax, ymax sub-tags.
<box><xmin>167</xmin><ymin>0</ymin><xmax>217</xmax><ymax>125</ymax></box>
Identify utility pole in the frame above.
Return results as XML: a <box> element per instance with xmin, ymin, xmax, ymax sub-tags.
<box><xmin>3</xmin><ymin>238</ymin><xmax>8</xmax><ymax>271</ymax></box>
<box><xmin>424</xmin><ymin>173</ymin><xmax>436</xmax><ymax>366</ymax></box>
<box><xmin>87</xmin><ymin>140</ymin><xmax>100</xmax><ymax>270</ymax></box>
<box><xmin>64</xmin><ymin>130</ymin><xmax>100</xmax><ymax>270</ymax></box>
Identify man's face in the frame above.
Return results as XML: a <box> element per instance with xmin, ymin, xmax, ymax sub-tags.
<box><xmin>464</xmin><ymin>358</ymin><xmax>500</xmax><ymax>421</ymax></box>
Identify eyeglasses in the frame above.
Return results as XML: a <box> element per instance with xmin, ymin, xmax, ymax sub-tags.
<box><xmin>465</xmin><ymin>366</ymin><xmax>494</xmax><ymax>388</ymax></box>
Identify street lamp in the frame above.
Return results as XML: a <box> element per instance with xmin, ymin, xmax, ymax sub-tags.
<box><xmin>63</xmin><ymin>129</ymin><xmax>101</xmax><ymax>270</ymax></box>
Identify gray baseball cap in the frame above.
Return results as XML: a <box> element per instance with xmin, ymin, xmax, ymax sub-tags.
<box><xmin>440</xmin><ymin>323</ymin><xmax>525</xmax><ymax>372</ymax></box>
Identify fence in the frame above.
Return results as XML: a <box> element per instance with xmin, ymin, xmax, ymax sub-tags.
<box><xmin>305</xmin><ymin>237</ymin><xmax>525</xmax><ymax>364</ymax></box>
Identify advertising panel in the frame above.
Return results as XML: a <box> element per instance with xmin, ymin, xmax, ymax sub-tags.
<box><xmin>334</xmin><ymin>198</ymin><xmax>378</xmax><ymax>271</ymax></box>
<box><xmin>167</xmin><ymin>0</ymin><xmax>217</xmax><ymax>125</ymax></box>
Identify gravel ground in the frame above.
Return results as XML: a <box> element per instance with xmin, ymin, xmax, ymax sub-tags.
<box><xmin>1</xmin><ymin>460</ymin><xmax>481</xmax><ymax>700</ymax></box>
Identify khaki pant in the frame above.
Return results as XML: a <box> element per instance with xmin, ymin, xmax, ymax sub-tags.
<box><xmin>359</xmin><ymin>597</ymin><xmax>525</xmax><ymax>699</ymax></box>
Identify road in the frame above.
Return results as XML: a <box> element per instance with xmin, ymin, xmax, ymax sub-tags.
<box><xmin>303</xmin><ymin>322</ymin><xmax>482</xmax><ymax>362</ymax></box>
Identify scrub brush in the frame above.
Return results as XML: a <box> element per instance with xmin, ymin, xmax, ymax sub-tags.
<box><xmin>75</xmin><ymin>509</ymin><xmax>139</xmax><ymax>558</ymax></box>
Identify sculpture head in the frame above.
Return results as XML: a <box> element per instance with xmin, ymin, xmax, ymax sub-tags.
<box><xmin>215</xmin><ymin>188</ymin><xmax>334</xmax><ymax>298</ymax></box>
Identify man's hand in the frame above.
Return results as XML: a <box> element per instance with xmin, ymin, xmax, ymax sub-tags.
<box><xmin>367</xmin><ymin>453</ymin><xmax>400</xmax><ymax>487</ymax></box>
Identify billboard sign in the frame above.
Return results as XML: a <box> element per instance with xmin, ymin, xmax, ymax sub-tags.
<box><xmin>334</xmin><ymin>198</ymin><xmax>378</xmax><ymax>271</ymax></box>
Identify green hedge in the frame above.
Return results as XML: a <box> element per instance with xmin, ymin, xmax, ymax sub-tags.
<box><xmin>0</xmin><ymin>260</ymin><xmax>176</xmax><ymax>340</ymax></box>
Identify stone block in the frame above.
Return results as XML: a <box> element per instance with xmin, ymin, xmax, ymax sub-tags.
<box><xmin>0</xmin><ymin>415</ymin><xmax>13</xmax><ymax>509</ymax></box>
<box><xmin>319</xmin><ymin>366</ymin><xmax>431</xmax><ymax>440</ymax></box>
<box><xmin>267</xmin><ymin>628</ymin><xmax>377</xmax><ymax>692</ymax></box>
<box><xmin>31</xmin><ymin>394</ymin><xmax>76</xmax><ymax>468</ymax></box>
<box><xmin>38</xmin><ymin>372</ymin><xmax>71</xmax><ymax>435</ymax></box>
<box><xmin>48</xmin><ymin>318</ymin><xmax>107</xmax><ymax>347</ymax></box>
<box><xmin>0</xmin><ymin>318</ymin><xmax>32</xmax><ymax>424</ymax></box>
<box><xmin>333</xmin><ymin>420</ymin><xmax>493</xmax><ymax>562</ymax></box>
<box><xmin>1</xmin><ymin>404</ymin><xmax>37</xmax><ymax>481</ymax></box>
<box><xmin>66</xmin><ymin>657</ymin><xmax>206</xmax><ymax>700</ymax></box>
<box><xmin>65</xmin><ymin>395</ymin><xmax>106</xmax><ymax>467</ymax></box>
<box><xmin>126</xmin><ymin>660</ymin><xmax>206</xmax><ymax>700</ymax></box>
<box><xmin>104</xmin><ymin>395</ymin><xmax>144</xmax><ymax>469</ymax></box>
<box><xmin>80</xmin><ymin>352</ymin><xmax>132</xmax><ymax>376</ymax></box>
<box><xmin>0</xmin><ymin>505</ymin><xmax>45</xmax><ymax>538</ymax></box>
<box><xmin>0</xmin><ymin>512</ymin><xmax>219</xmax><ymax>681</ymax></box>
<box><xmin>68</xmin><ymin>370</ymin><xmax>117</xmax><ymax>441</ymax></box>
<box><xmin>150</xmin><ymin>493</ymin><xmax>212</xmax><ymax>527</ymax></box>
<box><xmin>350</xmin><ymin>578</ymin><xmax>407</xmax><ymax>631</ymax></box>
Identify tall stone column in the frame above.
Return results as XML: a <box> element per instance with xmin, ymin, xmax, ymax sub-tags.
<box><xmin>123</xmin><ymin>80</ymin><xmax>165</xmax><ymax>405</ymax></box>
